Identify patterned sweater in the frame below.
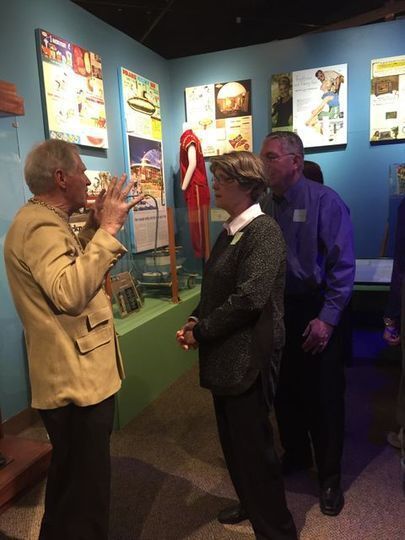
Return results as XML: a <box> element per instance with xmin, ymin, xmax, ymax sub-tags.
<box><xmin>192</xmin><ymin>214</ymin><xmax>286</xmax><ymax>397</ymax></box>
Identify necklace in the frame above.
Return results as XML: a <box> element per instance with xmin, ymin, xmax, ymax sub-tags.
<box><xmin>28</xmin><ymin>197</ymin><xmax>84</xmax><ymax>253</ymax></box>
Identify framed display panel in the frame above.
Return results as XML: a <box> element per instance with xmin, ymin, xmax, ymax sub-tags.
<box><xmin>271</xmin><ymin>64</ymin><xmax>347</xmax><ymax>148</ymax></box>
<box><xmin>119</xmin><ymin>67</ymin><xmax>168</xmax><ymax>253</ymax></box>
<box><xmin>36</xmin><ymin>29</ymin><xmax>108</xmax><ymax>148</ymax></box>
<box><xmin>185</xmin><ymin>80</ymin><xmax>252</xmax><ymax>156</ymax></box>
<box><xmin>370</xmin><ymin>55</ymin><xmax>405</xmax><ymax>143</ymax></box>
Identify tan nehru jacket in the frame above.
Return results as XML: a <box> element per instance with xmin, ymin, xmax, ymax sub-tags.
<box><xmin>4</xmin><ymin>201</ymin><xmax>127</xmax><ymax>409</ymax></box>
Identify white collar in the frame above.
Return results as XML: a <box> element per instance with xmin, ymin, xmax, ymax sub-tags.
<box><xmin>223</xmin><ymin>203</ymin><xmax>264</xmax><ymax>236</ymax></box>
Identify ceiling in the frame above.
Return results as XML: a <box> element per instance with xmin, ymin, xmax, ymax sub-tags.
<box><xmin>72</xmin><ymin>0</ymin><xmax>405</xmax><ymax>59</ymax></box>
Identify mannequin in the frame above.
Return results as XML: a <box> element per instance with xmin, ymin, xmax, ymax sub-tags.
<box><xmin>180</xmin><ymin>122</ymin><xmax>210</xmax><ymax>259</ymax></box>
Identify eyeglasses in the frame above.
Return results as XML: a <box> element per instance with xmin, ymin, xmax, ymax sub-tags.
<box><xmin>211</xmin><ymin>175</ymin><xmax>236</xmax><ymax>185</ymax></box>
<box><xmin>262</xmin><ymin>152</ymin><xmax>296</xmax><ymax>162</ymax></box>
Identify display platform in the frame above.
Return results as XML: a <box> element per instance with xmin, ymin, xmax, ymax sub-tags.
<box><xmin>114</xmin><ymin>287</ymin><xmax>200</xmax><ymax>428</ymax></box>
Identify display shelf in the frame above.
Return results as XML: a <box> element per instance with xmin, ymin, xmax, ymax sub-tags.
<box><xmin>115</xmin><ymin>287</ymin><xmax>200</xmax><ymax>428</ymax></box>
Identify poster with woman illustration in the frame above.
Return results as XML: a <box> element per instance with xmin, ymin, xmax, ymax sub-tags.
<box><xmin>292</xmin><ymin>64</ymin><xmax>347</xmax><ymax>148</ymax></box>
<box><xmin>271</xmin><ymin>73</ymin><xmax>293</xmax><ymax>131</ymax></box>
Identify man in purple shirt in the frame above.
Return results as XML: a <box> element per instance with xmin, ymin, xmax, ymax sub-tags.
<box><xmin>260</xmin><ymin>131</ymin><xmax>355</xmax><ymax>517</ymax></box>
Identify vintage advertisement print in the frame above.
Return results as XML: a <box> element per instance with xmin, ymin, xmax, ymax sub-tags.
<box><xmin>185</xmin><ymin>80</ymin><xmax>253</xmax><ymax>156</ymax></box>
<box><xmin>292</xmin><ymin>64</ymin><xmax>347</xmax><ymax>148</ymax></box>
<box><xmin>120</xmin><ymin>67</ymin><xmax>168</xmax><ymax>252</ymax></box>
<box><xmin>271</xmin><ymin>73</ymin><xmax>293</xmax><ymax>132</ymax></box>
<box><xmin>370</xmin><ymin>55</ymin><xmax>405</xmax><ymax>143</ymax></box>
<box><xmin>38</xmin><ymin>29</ymin><xmax>108</xmax><ymax>148</ymax></box>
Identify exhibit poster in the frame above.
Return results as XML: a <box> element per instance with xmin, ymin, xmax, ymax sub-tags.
<box><xmin>85</xmin><ymin>170</ymin><xmax>112</xmax><ymax>203</ymax></box>
<box><xmin>185</xmin><ymin>80</ymin><xmax>252</xmax><ymax>156</ymax></box>
<box><xmin>271</xmin><ymin>73</ymin><xmax>293</xmax><ymax>131</ymax></box>
<box><xmin>120</xmin><ymin>67</ymin><xmax>168</xmax><ymax>252</ymax></box>
<box><xmin>370</xmin><ymin>55</ymin><xmax>405</xmax><ymax>142</ymax></box>
<box><xmin>292</xmin><ymin>64</ymin><xmax>347</xmax><ymax>148</ymax></box>
<box><xmin>37</xmin><ymin>29</ymin><xmax>108</xmax><ymax>148</ymax></box>
<box><xmin>69</xmin><ymin>170</ymin><xmax>111</xmax><ymax>235</ymax></box>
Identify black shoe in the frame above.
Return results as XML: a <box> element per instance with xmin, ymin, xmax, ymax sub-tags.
<box><xmin>319</xmin><ymin>486</ymin><xmax>344</xmax><ymax>516</ymax></box>
<box><xmin>281</xmin><ymin>454</ymin><xmax>313</xmax><ymax>476</ymax></box>
<box><xmin>217</xmin><ymin>504</ymin><xmax>248</xmax><ymax>524</ymax></box>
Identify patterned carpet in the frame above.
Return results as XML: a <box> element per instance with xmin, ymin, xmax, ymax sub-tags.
<box><xmin>1</xmin><ymin>336</ymin><xmax>405</xmax><ymax>539</ymax></box>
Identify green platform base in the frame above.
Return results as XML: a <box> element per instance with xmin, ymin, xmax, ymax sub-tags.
<box><xmin>114</xmin><ymin>287</ymin><xmax>200</xmax><ymax>429</ymax></box>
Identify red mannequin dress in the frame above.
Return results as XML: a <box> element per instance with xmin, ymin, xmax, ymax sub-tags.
<box><xmin>180</xmin><ymin>129</ymin><xmax>210</xmax><ymax>258</ymax></box>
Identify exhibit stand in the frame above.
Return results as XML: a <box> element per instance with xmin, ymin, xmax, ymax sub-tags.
<box><xmin>109</xmin><ymin>203</ymin><xmax>206</xmax><ymax>427</ymax></box>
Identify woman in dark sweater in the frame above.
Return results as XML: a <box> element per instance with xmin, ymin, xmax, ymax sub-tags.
<box><xmin>177</xmin><ymin>151</ymin><xmax>297</xmax><ymax>540</ymax></box>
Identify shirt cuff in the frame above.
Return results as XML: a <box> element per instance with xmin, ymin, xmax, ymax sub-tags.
<box><xmin>318</xmin><ymin>306</ymin><xmax>342</xmax><ymax>326</ymax></box>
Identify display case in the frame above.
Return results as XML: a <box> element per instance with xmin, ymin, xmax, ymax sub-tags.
<box><xmin>110</xmin><ymin>203</ymin><xmax>209</xmax><ymax>319</ymax></box>
<box><xmin>111</xmin><ymin>203</ymin><xmax>207</xmax><ymax>427</ymax></box>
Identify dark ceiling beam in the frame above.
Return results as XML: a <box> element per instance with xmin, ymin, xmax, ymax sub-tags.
<box><xmin>313</xmin><ymin>0</ymin><xmax>405</xmax><ymax>32</ymax></box>
<box><xmin>76</xmin><ymin>1</ymin><xmax>162</xmax><ymax>10</ymax></box>
<box><xmin>140</xmin><ymin>0</ymin><xmax>176</xmax><ymax>42</ymax></box>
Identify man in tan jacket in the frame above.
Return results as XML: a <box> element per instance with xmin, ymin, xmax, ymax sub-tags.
<box><xmin>4</xmin><ymin>139</ymin><xmax>142</xmax><ymax>540</ymax></box>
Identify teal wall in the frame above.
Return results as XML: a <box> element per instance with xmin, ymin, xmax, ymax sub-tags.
<box><xmin>1</xmin><ymin>0</ymin><xmax>405</xmax><ymax>419</ymax></box>
<box><xmin>0</xmin><ymin>0</ymin><xmax>175</xmax><ymax>419</ymax></box>
<box><xmin>168</xmin><ymin>20</ymin><xmax>405</xmax><ymax>257</ymax></box>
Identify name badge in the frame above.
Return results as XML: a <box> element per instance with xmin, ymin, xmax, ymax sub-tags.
<box><xmin>293</xmin><ymin>209</ymin><xmax>307</xmax><ymax>222</ymax></box>
<box><xmin>230</xmin><ymin>231</ymin><xmax>244</xmax><ymax>245</ymax></box>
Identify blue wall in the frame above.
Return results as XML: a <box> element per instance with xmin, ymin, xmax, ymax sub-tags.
<box><xmin>0</xmin><ymin>0</ymin><xmax>404</xmax><ymax>419</ymax></box>
<box><xmin>0</xmin><ymin>0</ymin><xmax>175</xmax><ymax>420</ymax></box>
<box><xmin>168</xmin><ymin>20</ymin><xmax>405</xmax><ymax>258</ymax></box>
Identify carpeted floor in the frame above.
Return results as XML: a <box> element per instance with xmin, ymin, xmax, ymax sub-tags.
<box><xmin>1</xmin><ymin>342</ymin><xmax>405</xmax><ymax>539</ymax></box>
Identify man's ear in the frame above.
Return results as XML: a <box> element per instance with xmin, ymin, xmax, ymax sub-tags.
<box><xmin>54</xmin><ymin>168</ymin><xmax>67</xmax><ymax>190</ymax></box>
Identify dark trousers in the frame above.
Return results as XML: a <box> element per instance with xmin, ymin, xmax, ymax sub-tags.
<box><xmin>275</xmin><ymin>295</ymin><xmax>346</xmax><ymax>488</ymax></box>
<box><xmin>213</xmin><ymin>377</ymin><xmax>297</xmax><ymax>540</ymax></box>
<box><xmin>38</xmin><ymin>395</ymin><xmax>115</xmax><ymax>540</ymax></box>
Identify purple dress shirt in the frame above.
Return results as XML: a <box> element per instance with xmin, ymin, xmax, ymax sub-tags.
<box><xmin>261</xmin><ymin>175</ymin><xmax>355</xmax><ymax>326</ymax></box>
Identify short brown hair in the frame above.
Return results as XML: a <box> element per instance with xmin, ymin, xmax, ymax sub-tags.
<box><xmin>210</xmin><ymin>151</ymin><xmax>267</xmax><ymax>202</ymax></box>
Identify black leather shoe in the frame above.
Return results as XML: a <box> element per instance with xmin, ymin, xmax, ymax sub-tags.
<box><xmin>319</xmin><ymin>486</ymin><xmax>344</xmax><ymax>516</ymax></box>
<box><xmin>217</xmin><ymin>504</ymin><xmax>248</xmax><ymax>524</ymax></box>
<box><xmin>281</xmin><ymin>454</ymin><xmax>313</xmax><ymax>476</ymax></box>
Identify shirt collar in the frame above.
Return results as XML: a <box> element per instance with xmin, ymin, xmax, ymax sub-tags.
<box><xmin>223</xmin><ymin>203</ymin><xmax>264</xmax><ymax>236</ymax></box>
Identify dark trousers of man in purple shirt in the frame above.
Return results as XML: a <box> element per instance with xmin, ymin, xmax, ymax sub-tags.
<box><xmin>275</xmin><ymin>293</ymin><xmax>346</xmax><ymax>490</ymax></box>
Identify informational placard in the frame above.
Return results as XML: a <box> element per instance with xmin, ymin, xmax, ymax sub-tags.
<box><xmin>370</xmin><ymin>55</ymin><xmax>405</xmax><ymax>143</ymax></box>
<box><xmin>37</xmin><ymin>29</ymin><xmax>108</xmax><ymax>148</ymax></box>
<box><xmin>271</xmin><ymin>65</ymin><xmax>347</xmax><ymax>148</ymax></box>
<box><xmin>185</xmin><ymin>80</ymin><xmax>252</xmax><ymax>156</ymax></box>
<box><xmin>120</xmin><ymin>68</ymin><xmax>168</xmax><ymax>252</ymax></box>
<box><xmin>355</xmin><ymin>258</ymin><xmax>393</xmax><ymax>284</ymax></box>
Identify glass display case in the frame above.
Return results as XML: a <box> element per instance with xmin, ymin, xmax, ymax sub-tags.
<box><xmin>110</xmin><ymin>204</ymin><xmax>208</xmax><ymax>318</ymax></box>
